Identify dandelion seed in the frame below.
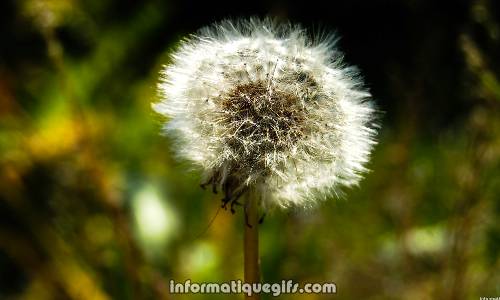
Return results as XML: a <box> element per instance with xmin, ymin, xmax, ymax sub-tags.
<box><xmin>153</xmin><ymin>18</ymin><xmax>378</xmax><ymax>208</ymax></box>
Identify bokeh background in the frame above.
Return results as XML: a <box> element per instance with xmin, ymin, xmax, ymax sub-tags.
<box><xmin>1</xmin><ymin>0</ymin><xmax>499</xmax><ymax>299</ymax></box>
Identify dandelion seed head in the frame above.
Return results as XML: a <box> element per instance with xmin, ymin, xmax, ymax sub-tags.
<box><xmin>154</xmin><ymin>18</ymin><xmax>378</xmax><ymax>208</ymax></box>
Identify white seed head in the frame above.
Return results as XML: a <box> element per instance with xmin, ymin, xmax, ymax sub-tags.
<box><xmin>154</xmin><ymin>18</ymin><xmax>378</xmax><ymax>208</ymax></box>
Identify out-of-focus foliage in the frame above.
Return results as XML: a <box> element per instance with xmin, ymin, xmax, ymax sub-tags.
<box><xmin>0</xmin><ymin>0</ymin><xmax>499</xmax><ymax>299</ymax></box>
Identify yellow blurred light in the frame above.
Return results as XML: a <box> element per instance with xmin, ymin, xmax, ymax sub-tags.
<box><xmin>406</xmin><ymin>225</ymin><xmax>446</xmax><ymax>255</ymax></box>
<box><xmin>23</xmin><ymin>0</ymin><xmax>76</xmax><ymax>29</ymax></box>
<box><xmin>180</xmin><ymin>241</ymin><xmax>219</xmax><ymax>279</ymax></box>
<box><xmin>28</xmin><ymin>115</ymin><xmax>81</xmax><ymax>159</ymax></box>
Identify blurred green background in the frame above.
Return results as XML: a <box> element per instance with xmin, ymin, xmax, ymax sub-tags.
<box><xmin>0</xmin><ymin>0</ymin><xmax>499</xmax><ymax>299</ymax></box>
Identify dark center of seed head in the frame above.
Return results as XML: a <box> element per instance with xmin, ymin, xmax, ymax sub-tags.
<box><xmin>220</xmin><ymin>81</ymin><xmax>306</xmax><ymax>157</ymax></box>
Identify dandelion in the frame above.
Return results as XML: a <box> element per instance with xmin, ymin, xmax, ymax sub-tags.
<box><xmin>153</xmin><ymin>19</ymin><xmax>378</xmax><ymax>295</ymax></box>
<box><xmin>154</xmin><ymin>18</ymin><xmax>378</xmax><ymax>209</ymax></box>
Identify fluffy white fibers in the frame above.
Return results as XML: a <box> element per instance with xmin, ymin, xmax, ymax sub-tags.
<box><xmin>154</xmin><ymin>18</ymin><xmax>378</xmax><ymax>208</ymax></box>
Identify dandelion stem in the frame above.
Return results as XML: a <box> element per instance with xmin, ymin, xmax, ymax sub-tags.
<box><xmin>244</xmin><ymin>191</ymin><xmax>260</xmax><ymax>300</ymax></box>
